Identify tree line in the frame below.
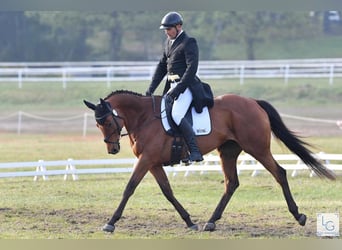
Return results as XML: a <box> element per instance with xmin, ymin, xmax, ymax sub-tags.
<box><xmin>0</xmin><ymin>11</ymin><xmax>340</xmax><ymax>62</ymax></box>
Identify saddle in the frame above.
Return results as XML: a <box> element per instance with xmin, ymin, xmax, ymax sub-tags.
<box><xmin>161</xmin><ymin>95</ymin><xmax>211</xmax><ymax>137</ymax></box>
<box><xmin>161</xmin><ymin>95</ymin><xmax>211</xmax><ymax>166</ymax></box>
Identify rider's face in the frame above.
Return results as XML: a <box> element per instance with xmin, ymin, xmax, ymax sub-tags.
<box><xmin>164</xmin><ymin>25</ymin><xmax>181</xmax><ymax>39</ymax></box>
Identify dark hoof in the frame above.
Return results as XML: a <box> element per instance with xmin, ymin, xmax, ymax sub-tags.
<box><xmin>298</xmin><ymin>214</ymin><xmax>307</xmax><ymax>226</ymax></box>
<box><xmin>203</xmin><ymin>222</ymin><xmax>216</xmax><ymax>231</ymax></box>
<box><xmin>102</xmin><ymin>224</ymin><xmax>115</xmax><ymax>233</ymax></box>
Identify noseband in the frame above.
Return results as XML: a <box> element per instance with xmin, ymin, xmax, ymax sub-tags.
<box><xmin>96</xmin><ymin>109</ymin><xmax>124</xmax><ymax>146</ymax></box>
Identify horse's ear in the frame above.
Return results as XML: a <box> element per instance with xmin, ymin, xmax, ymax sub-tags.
<box><xmin>100</xmin><ymin>98</ymin><xmax>112</xmax><ymax>111</ymax></box>
<box><xmin>83</xmin><ymin>100</ymin><xmax>96</xmax><ymax>111</ymax></box>
<box><xmin>100</xmin><ymin>98</ymin><xmax>106</xmax><ymax>106</ymax></box>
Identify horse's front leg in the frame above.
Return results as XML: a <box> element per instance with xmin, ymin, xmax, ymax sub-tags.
<box><xmin>149</xmin><ymin>166</ymin><xmax>198</xmax><ymax>230</ymax></box>
<box><xmin>103</xmin><ymin>160</ymin><xmax>149</xmax><ymax>233</ymax></box>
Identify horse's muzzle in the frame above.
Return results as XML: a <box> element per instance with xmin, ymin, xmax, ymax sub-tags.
<box><xmin>108</xmin><ymin>145</ymin><xmax>120</xmax><ymax>154</ymax></box>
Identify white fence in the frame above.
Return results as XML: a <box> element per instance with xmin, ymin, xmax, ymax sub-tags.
<box><xmin>1</xmin><ymin>153</ymin><xmax>341</xmax><ymax>181</ymax></box>
<box><xmin>0</xmin><ymin>111</ymin><xmax>90</xmax><ymax>135</ymax></box>
<box><xmin>1</xmin><ymin>58</ymin><xmax>342</xmax><ymax>87</ymax></box>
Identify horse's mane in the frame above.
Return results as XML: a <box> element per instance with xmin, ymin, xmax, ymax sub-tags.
<box><xmin>104</xmin><ymin>90</ymin><xmax>143</xmax><ymax>100</ymax></box>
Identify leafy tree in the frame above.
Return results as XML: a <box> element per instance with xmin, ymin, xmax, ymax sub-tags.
<box><xmin>0</xmin><ymin>11</ymin><xmax>333</xmax><ymax>61</ymax></box>
<box><xmin>26</xmin><ymin>12</ymin><xmax>92</xmax><ymax>61</ymax></box>
<box><xmin>215</xmin><ymin>11</ymin><xmax>321</xmax><ymax>60</ymax></box>
<box><xmin>183</xmin><ymin>11</ymin><xmax>233</xmax><ymax>60</ymax></box>
<box><xmin>123</xmin><ymin>11</ymin><xmax>165</xmax><ymax>60</ymax></box>
<box><xmin>0</xmin><ymin>11</ymin><xmax>51</xmax><ymax>61</ymax></box>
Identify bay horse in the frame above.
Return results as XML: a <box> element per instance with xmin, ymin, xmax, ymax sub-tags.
<box><xmin>84</xmin><ymin>90</ymin><xmax>335</xmax><ymax>233</ymax></box>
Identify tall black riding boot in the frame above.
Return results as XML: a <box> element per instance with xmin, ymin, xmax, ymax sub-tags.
<box><xmin>178</xmin><ymin>118</ymin><xmax>203</xmax><ymax>162</ymax></box>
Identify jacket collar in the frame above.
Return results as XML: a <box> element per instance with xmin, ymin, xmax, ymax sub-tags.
<box><xmin>166</xmin><ymin>31</ymin><xmax>187</xmax><ymax>56</ymax></box>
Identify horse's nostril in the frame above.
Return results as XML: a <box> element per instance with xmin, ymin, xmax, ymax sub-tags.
<box><xmin>109</xmin><ymin>149</ymin><xmax>119</xmax><ymax>154</ymax></box>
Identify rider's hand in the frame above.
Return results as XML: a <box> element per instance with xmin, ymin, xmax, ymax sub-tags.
<box><xmin>167</xmin><ymin>87</ymin><xmax>181</xmax><ymax>100</ymax></box>
<box><xmin>168</xmin><ymin>83</ymin><xmax>187</xmax><ymax>100</ymax></box>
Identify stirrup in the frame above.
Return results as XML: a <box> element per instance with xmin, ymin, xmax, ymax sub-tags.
<box><xmin>181</xmin><ymin>157</ymin><xmax>191</xmax><ymax>166</ymax></box>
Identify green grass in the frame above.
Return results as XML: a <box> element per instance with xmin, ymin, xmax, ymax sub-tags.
<box><xmin>0</xmin><ymin>172</ymin><xmax>341</xmax><ymax>239</ymax></box>
<box><xmin>0</xmin><ymin>134</ymin><xmax>340</xmax><ymax>163</ymax></box>
<box><xmin>209</xmin><ymin>78</ymin><xmax>342</xmax><ymax>107</ymax></box>
<box><xmin>0</xmin><ymin>81</ymin><xmax>151</xmax><ymax>112</ymax></box>
<box><xmin>0</xmin><ymin>134</ymin><xmax>134</xmax><ymax>162</ymax></box>
<box><xmin>1</xmin><ymin>78</ymin><xmax>342</xmax><ymax>112</ymax></box>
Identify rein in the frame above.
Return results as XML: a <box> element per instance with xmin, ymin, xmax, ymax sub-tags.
<box><xmin>121</xmin><ymin>94</ymin><xmax>161</xmax><ymax>136</ymax></box>
<box><xmin>101</xmin><ymin>95</ymin><xmax>160</xmax><ymax>143</ymax></box>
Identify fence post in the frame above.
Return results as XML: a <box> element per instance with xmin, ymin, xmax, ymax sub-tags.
<box><xmin>329</xmin><ymin>64</ymin><xmax>334</xmax><ymax>85</ymax></box>
<box><xmin>64</xmin><ymin>158</ymin><xmax>79</xmax><ymax>181</ymax></box>
<box><xmin>250</xmin><ymin>160</ymin><xmax>259</xmax><ymax>177</ymax></box>
<box><xmin>83</xmin><ymin>113</ymin><xmax>88</xmax><ymax>137</ymax></box>
<box><xmin>18</xmin><ymin>70</ymin><xmax>23</xmax><ymax>89</ymax></box>
<box><xmin>34</xmin><ymin>160</ymin><xmax>48</xmax><ymax>181</ymax></box>
<box><xmin>106</xmin><ymin>67</ymin><xmax>112</xmax><ymax>88</ymax></box>
<box><xmin>17</xmin><ymin>111</ymin><xmax>22</xmax><ymax>135</ymax></box>
<box><xmin>239</xmin><ymin>65</ymin><xmax>245</xmax><ymax>85</ymax></box>
<box><xmin>284</xmin><ymin>64</ymin><xmax>290</xmax><ymax>85</ymax></box>
<box><xmin>62</xmin><ymin>69</ymin><xmax>67</xmax><ymax>89</ymax></box>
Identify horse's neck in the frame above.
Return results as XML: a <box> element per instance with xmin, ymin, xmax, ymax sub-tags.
<box><xmin>115</xmin><ymin>96</ymin><xmax>152</xmax><ymax>130</ymax></box>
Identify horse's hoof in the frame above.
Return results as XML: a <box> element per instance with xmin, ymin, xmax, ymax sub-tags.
<box><xmin>298</xmin><ymin>214</ymin><xmax>307</xmax><ymax>226</ymax></box>
<box><xmin>203</xmin><ymin>222</ymin><xmax>216</xmax><ymax>231</ymax></box>
<box><xmin>189</xmin><ymin>224</ymin><xmax>199</xmax><ymax>231</ymax></box>
<box><xmin>102</xmin><ymin>224</ymin><xmax>115</xmax><ymax>233</ymax></box>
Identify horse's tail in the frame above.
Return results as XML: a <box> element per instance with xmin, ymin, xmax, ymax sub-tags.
<box><xmin>256</xmin><ymin>99</ymin><xmax>336</xmax><ymax>180</ymax></box>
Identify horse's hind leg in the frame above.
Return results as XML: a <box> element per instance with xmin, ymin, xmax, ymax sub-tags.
<box><xmin>204</xmin><ymin>140</ymin><xmax>242</xmax><ymax>231</ymax></box>
<box><xmin>254</xmin><ymin>152</ymin><xmax>307</xmax><ymax>226</ymax></box>
<box><xmin>149</xmin><ymin>165</ymin><xmax>198</xmax><ymax>230</ymax></box>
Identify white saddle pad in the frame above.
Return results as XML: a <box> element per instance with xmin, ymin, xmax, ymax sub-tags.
<box><xmin>161</xmin><ymin>98</ymin><xmax>211</xmax><ymax>136</ymax></box>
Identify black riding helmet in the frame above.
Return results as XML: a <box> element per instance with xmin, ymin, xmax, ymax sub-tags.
<box><xmin>159</xmin><ymin>12</ymin><xmax>183</xmax><ymax>29</ymax></box>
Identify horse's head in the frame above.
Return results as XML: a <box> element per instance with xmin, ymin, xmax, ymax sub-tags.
<box><xmin>84</xmin><ymin>98</ymin><xmax>124</xmax><ymax>155</ymax></box>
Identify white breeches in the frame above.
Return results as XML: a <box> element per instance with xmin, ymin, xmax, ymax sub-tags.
<box><xmin>170</xmin><ymin>87</ymin><xmax>193</xmax><ymax>125</ymax></box>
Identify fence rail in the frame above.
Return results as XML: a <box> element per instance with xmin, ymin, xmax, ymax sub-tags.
<box><xmin>1</xmin><ymin>153</ymin><xmax>341</xmax><ymax>181</ymax></box>
<box><xmin>1</xmin><ymin>58</ymin><xmax>342</xmax><ymax>87</ymax></box>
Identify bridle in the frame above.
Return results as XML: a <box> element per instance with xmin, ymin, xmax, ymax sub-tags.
<box><xmin>96</xmin><ymin>95</ymin><xmax>159</xmax><ymax>146</ymax></box>
<box><xmin>96</xmin><ymin>109</ymin><xmax>124</xmax><ymax>146</ymax></box>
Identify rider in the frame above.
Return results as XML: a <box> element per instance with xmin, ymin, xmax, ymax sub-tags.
<box><xmin>145</xmin><ymin>11</ymin><xmax>204</xmax><ymax>162</ymax></box>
